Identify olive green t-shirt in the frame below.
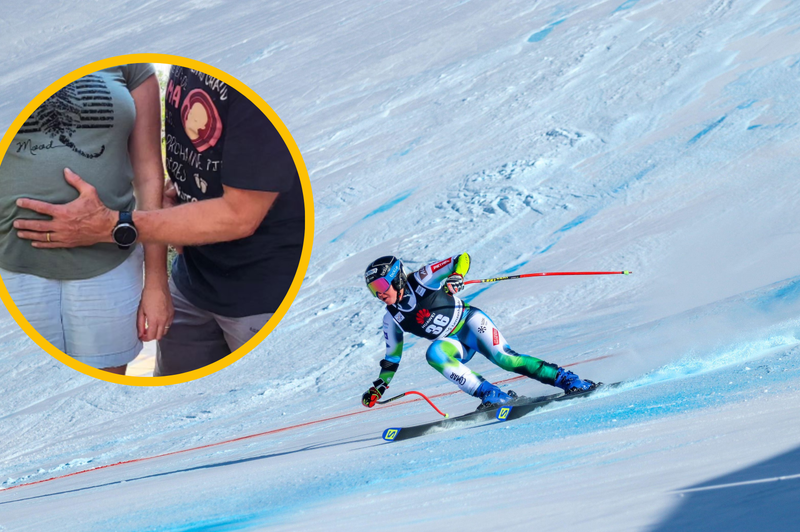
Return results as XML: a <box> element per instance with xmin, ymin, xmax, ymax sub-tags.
<box><xmin>0</xmin><ymin>63</ymin><xmax>155</xmax><ymax>280</ymax></box>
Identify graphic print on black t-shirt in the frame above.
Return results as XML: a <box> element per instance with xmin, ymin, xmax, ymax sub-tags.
<box><xmin>181</xmin><ymin>89</ymin><xmax>223</xmax><ymax>153</ymax></box>
<box><xmin>17</xmin><ymin>74</ymin><xmax>112</xmax><ymax>159</ymax></box>
<box><xmin>164</xmin><ymin>67</ymin><xmax>226</xmax><ymax>203</ymax></box>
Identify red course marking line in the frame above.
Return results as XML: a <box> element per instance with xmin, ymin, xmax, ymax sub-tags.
<box><xmin>1</xmin><ymin>353</ymin><xmax>615</xmax><ymax>494</ymax></box>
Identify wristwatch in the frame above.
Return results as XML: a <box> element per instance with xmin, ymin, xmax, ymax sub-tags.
<box><xmin>112</xmin><ymin>211</ymin><xmax>138</xmax><ymax>250</ymax></box>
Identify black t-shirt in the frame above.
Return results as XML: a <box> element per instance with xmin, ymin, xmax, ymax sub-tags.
<box><xmin>164</xmin><ymin>67</ymin><xmax>304</xmax><ymax>317</ymax></box>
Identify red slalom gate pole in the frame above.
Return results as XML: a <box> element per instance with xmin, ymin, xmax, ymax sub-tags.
<box><xmin>464</xmin><ymin>270</ymin><xmax>631</xmax><ymax>286</ymax></box>
<box><xmin>377</xmin><ymin>391</ymin><xmax>449</xmax><ymax>418</ymax></box>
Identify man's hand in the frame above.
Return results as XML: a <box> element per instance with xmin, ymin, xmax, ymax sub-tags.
<box><xmin>444</xmin><ymin>273</ymin><xmax>464</xmax><ymax>295</ymax></box>
<box><xmin>361</xmin><ymin>379</ymin><xmax>388</xmax><ymax>408</ymax></box>
<box><xmin>14</xmin><ymin>168</ymin><xmax>116</xmax><ymax>248</ymax></box>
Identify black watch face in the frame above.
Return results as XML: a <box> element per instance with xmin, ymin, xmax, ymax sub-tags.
<box><xmin>114</xmin><ymin>224</ymin><xmax>138</xmax><ymax>246</ymax></box>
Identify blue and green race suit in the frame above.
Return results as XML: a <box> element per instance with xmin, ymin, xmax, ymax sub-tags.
<box><xmin>376</xmin><ymin>253</ymin><xmax>559</xmax><ymax>397</ymax></box>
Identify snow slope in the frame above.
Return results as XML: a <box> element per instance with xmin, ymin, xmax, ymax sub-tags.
<box><xmin>2</xmin><ymin>0</ymin><xmax>800</xmax><ymax>530</ymax></box>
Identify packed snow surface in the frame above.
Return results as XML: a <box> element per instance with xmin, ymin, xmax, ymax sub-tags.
<box><xmin>2</xmin><ymin>0</ymin><xmax>800</xmax><ymax>530</ymax></box>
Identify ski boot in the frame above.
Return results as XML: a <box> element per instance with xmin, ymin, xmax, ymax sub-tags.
<box><xmin>474</xmin><ymin>381</ymin><xmax>517</xmax><ymax>410</ymax></box>
<box><xmin>554</xmin><ymin>367</ymin><xmax>597</xmax><ymax>395</ymax></box>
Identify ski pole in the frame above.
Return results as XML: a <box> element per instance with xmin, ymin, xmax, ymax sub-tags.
<box><xmin>464</xmin><ymin>270</ymin><xmax>631</xmax><ymax>286</ymax></box>
<box><xmin>377</xmin><ymin>391</ymin><xmax>449</xmax><ymax>418</ymax></box>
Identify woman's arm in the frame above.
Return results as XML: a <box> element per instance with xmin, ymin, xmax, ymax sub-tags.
<box><xmin>416</xmin><ymin>253</ymin><xmax>471</xmax><ymax>289</ymax></box>
<box><xmin>129</xmin><ymin>74</ymin><xmax>173</xmax><ymax>341</ymax></box>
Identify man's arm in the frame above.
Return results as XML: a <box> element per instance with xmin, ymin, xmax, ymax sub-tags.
<box><xmin>14</xmin><ymin>173</ymin><xmax>277</xmax><ymax>248</ymax></box>
<box><xmin>132</xmin><ymin>186</ymin><xmax>278</xmax><ymax>246</ymax></box>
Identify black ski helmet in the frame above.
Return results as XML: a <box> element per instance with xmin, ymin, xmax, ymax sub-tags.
<box><xmin>365</xmin><ymin>256</ymin><xmax>407</xmax><ymax>297</ymax></box>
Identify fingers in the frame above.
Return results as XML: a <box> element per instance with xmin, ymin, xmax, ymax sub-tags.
<box><xmin>16</xmin><ymin>229</ymin><xmax>69</xmax><ymax>248</ymax></box>
<box><xmin>16</xmin><ymin>198</ymin><xmax>60</xmax><ymax>217</ymax></box>
<box><xmin>13</xmin><ymin>219</ymin><xmax>56</xmax><ymax>233</ymax></box>
<box><xmin>30</xmin><ymin>241</ymin><xmax>69</xmax><ymax>249</ymax></box>
<box><xmin>16</xmin><ymin>229</ymin><xmax>51</xmax><ymax>241</ymax></box>
<box><xmin>63</xmin><ymin>168</ymin><xmax>97</xmax><ymax>196</ymax></box>
<box><xmin>155</xmin><ymin>322</ymin><xmax>167</xmax><ymax>341</ymax></box>
<box><xmin>164</xmin><ymin>181</ymin><xmax>178</xmax><ymax>198</ymax></box>
<box><xmin>139</xmin><ymin>310</ymin><xmax>173</xmax><ymax>341</ymax></box>
<box><xmin>137</xmin><ymin>306</ymin><xmax>147</xmax><ymax>339</ymax></box>
<box><xmin>152</xmin><ymin>317</ymin><xmax>170</xmax><ymax>341</ymax></box>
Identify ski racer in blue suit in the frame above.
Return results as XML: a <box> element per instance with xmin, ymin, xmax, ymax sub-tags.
<box><xmin>361</xmin><ymin>254</ymin><xmax>597</xmax><ymax>409</ymax></box>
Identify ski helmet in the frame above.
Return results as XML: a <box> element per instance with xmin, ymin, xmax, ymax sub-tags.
<box><xmin>365</xmin><ymin>256</ymin><xmax>407</xmax><ymax>297</ymax></box>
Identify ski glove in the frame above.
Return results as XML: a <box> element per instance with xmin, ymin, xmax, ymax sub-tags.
<box><xmin>362</xmin><ymin>379</ymin><xmax>388</xmax><ymax>408</ymax></box>
<box><xmin>444</xmin><ymin>273</ymin><xmax>464</xmax><ymax>295</ymax></box>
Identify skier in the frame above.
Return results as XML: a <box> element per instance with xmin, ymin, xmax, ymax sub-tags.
<box><xmin>361</xmin><ymin>254</ymin><xmax>597</xmax><ymax>409</ymax></box>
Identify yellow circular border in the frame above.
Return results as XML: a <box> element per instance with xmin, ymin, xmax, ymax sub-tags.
<box><xmin>0</xmin><ymin>53</ymin><xmax>314</xmax><ymax>386</ymax></box>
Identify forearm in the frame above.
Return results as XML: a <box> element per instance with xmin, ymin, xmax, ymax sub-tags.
<box><xmin>378</xmin><ymin>364</ymin><xmax>397</xmax><ymax>384</ymax></box>
<box><xmin>129</xmin><ymin>74</ymin><xmax>169</xmax><ymax>287</ymax></box>
<box><xmin>132</xmin><ymin>195</ymin><xmax>271</xmax><ymax>246</ymax></box>
<box><xmin>379</xmin><ymin>348</ymin><xmax>403</xmax><ymax>384</ymax></box>
<box><xmin>133</xmin><ymin>181</ymin><xmax>169</xmax><ymax>289</ymax></box>
<box><xmin>379</xmin><ymin>316</ymin><xmax>404</xmax><ymax>384</ymax></box>
<box><xmin>133</xmin><ymin>174</ymin><xmax>169</xmax><ymax>287</ymax></box>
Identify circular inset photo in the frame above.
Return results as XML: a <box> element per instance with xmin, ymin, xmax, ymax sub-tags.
<box><xmin>0</xmin><ymin>54</ymin><xmax>314</xmax><ymax>385</ymax></box>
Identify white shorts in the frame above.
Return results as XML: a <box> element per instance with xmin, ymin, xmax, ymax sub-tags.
<box><xmin>0</xmin><ymin>246</ymin><xmax>144</xmax><ymax>369</ymax></box>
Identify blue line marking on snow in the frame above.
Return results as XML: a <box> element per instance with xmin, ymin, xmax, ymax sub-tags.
<box><xmin>746</xmin><ymin>123</ymin><xmax>786</xmax><ymax>131</ymax></box>
<box><xmin>181</xmin><ymin>516</ymin><xmax>256</xmax><ymax>531</ymax></box>
<box><xmin>363</xmin><ymin>190</ymin><xmax>414</xmax><ymax>220</ymax></box>
<box><xmin>527</xmin><ymin>18</ymin><xmax>566</xmax><ymax>43</ymax></box>
<box><xmin>613</xmin><ymin>0</ymin><xmax>640</xmax><ymax>13</ymax></box>
<box><xmin>688</xmin><ymin>116</ymin><xmax>727</xmax><ymax>145</ymax></box>
<box><xmin>389</xmin><ymin>138</ymin><xmax>421</xmax><ymax>160</ymax></box>
<box><xmin>502</xmin><ymin>261</ymin><xmax>529</xmax><ymax>274</ymax></box>
<box><xmin>555</xmin><ymin>209</ymin><xmax>595</xmax><ymax>233</ymax></box>
<box><xmin>737</xmin><ymin>99</ymin><xmax>757</xmax><ymax>110</ymax></box>
<box><xmin>538</xmin><ymin>241</ymin><xmax>557</xmax><ymax>254</ymax></box>
<box><xmin>612</xmin><ymin>165</ymin><xmax>655</xmax><ymax>194</ymax></box>
<box><xmin>330</xmin><ymin>190</ymin><xmax>415</xmax><ymax>242</ymax></box>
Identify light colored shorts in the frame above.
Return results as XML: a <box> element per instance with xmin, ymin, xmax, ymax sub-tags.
<box><xmin>0</xmin><ymin>246</ymin><xmax>144</xmax><ymax>369</ymax></box>
<box><xmin>154</xmin><ymin>277</ymin><xmax>272</xmax><ymax>376</ymax></box>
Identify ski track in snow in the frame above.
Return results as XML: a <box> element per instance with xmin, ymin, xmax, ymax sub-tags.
<box><xmin>2</xmin><ymin>0</ymin><xmax>800</xmax><ymax>530</ymax></box>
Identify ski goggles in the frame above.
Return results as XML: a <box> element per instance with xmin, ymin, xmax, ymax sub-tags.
<box><xmin>366</xmin><ymin>261</ymin><xmax>401</xmax><ymax>297</ymax></box>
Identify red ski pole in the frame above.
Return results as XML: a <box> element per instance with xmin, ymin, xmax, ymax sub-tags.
<box><xmin>464</xmin><ymin>270</ymin><xmax>631</xmax><ymax>286</ymax></box>
<box><xmin>377</xmin><ymin>391</ymin><xmax>449</xmax><ymax>418</ymax></box>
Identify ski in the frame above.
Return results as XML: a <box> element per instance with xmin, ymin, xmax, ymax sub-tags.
<box><xmin>381</xmin><ymin>382</ymin><xmax>617</xmax><ymax>442</ymax></box>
